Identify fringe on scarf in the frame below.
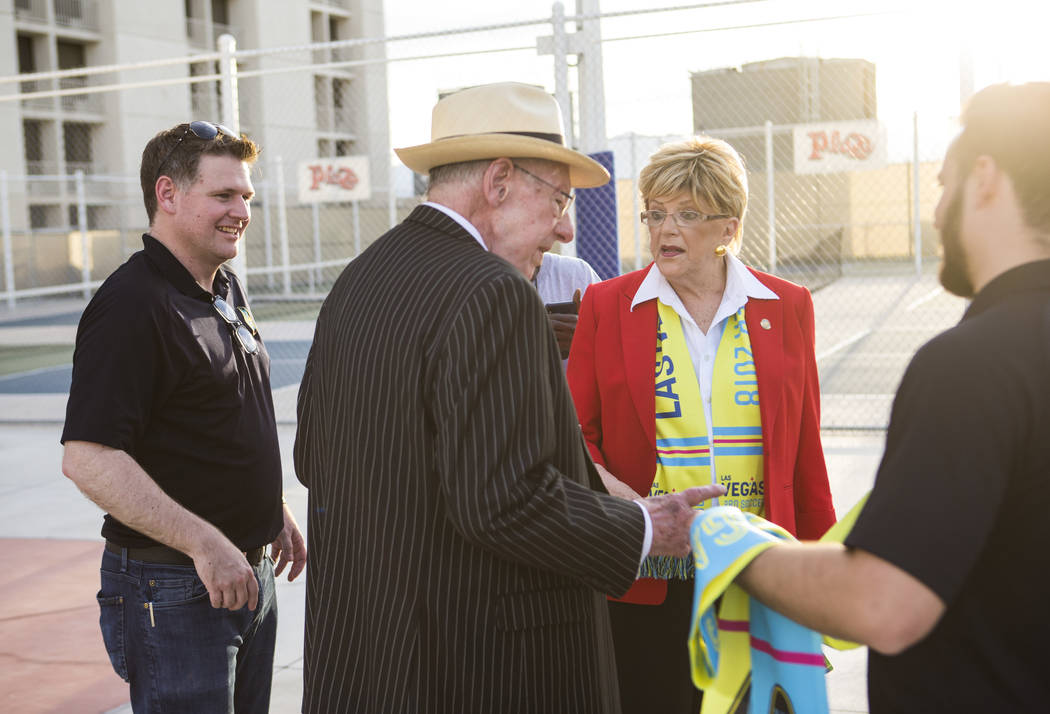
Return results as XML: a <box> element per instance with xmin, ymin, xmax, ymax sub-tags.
<box><xmin>640</xmin><ymin>553</ymin><xmax>695</xmax><ymax>580</ymax></box>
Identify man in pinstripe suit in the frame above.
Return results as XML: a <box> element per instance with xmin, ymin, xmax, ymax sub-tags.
<box><xmin>294</xmin><ymin>83</ymin><xmax>723</xmax><ymax>713</ymax></box>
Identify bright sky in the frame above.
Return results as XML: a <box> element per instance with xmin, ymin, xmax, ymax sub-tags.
<box><xmin>380</xmin><ymin>0</ymin><xmax>1050</xmax><ymax>164</ymax></box>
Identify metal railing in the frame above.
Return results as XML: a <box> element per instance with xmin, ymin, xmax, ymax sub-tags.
<box><xmin>54</xmin><ymin>0</ymin><xmax>100</xmax><ymax>30</ymax></box>
<box><xmin>58</xmin><ymin>76</ymin><xmax>103</xmax><ymax>114</ymax></box>
<box><xmin>14</xmin><ymin>0</ymin><xmax>48</xmax><ymax>23</ymax></box>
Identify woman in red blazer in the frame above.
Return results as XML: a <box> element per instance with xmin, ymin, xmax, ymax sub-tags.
<box><xmin>567</xmin><ymin>136</ymin><xmax>836</xmax><ymax>713</ymax></box>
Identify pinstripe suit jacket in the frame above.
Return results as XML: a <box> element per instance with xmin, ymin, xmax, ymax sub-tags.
<box><xmin>294</xmin><ymin>205</ymin><xmax>647</xmax><ymax>713</ymax></box>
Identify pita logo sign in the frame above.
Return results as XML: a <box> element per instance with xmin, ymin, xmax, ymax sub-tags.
<box><xmin>298</xmin><ymin>156</ymin><xmax>371</xmax><ymax>203</ymax></box>
<box><xmin>793</xmin><ymin>120</ymin><xmax>886</xmax><ymax>175</ymax></box>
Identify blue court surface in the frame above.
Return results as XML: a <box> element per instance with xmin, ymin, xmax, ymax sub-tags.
<box><xmin>0</xmin><ymin>339</ymin><xmax>312</xmax><ymax>394</ymax></box>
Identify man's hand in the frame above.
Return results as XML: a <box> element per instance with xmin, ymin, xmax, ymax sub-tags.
<box><xmin>547</xmin><ymin>288</ymin><xmax>583</xmax><ymax>359</ymax></box>
<box><xmin>549</xmin><ymin>314</ymin><xmax>578</xmax><ymax>359</ymax></box>
<box><xmin>270</xmin><ymin>503</ymin><xmax>307</xmax><ymax>581</ymax></box>
<box><xmin>189</xmin><ymin>535</ymin><xmax>260</xmax><ymax>612</ymax></box>
<box><xmin>642</xmin><ymin>484</ymin><xmax>726</xmax><ymax>557</ymax></box>
<box><xmin>61</xmin><ymin>441</ymin><xmax>260</xmax><ymax>612</ymax></box>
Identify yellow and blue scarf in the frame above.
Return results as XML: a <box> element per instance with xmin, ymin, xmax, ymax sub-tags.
<box><xmin>687</xmin><ymin>497</ymin><xmax>868</xmax><ymax>714</ymax></box>
<box><xmin>643</xmin><ymin>301</ymin><xmax>764</xmax><ymax>579</ymax></box>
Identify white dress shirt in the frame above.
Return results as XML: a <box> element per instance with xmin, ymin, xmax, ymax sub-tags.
<box><xmin>631</xmin><ymin>254</ymin><xmax>778</xmax><ymax>503</ymax></box>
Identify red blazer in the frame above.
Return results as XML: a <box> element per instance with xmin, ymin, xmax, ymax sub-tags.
<box><xmin>567</xmin><ymin>265</ymin><xmax>836</xmax><ymax>604</ymax></box>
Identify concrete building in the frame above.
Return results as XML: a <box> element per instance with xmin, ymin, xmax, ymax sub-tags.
<box><xmin>0</xmin><ymin>0</ymin><xmax>389</xmax><ymax>293</ymax></box>
<box><xmin>691</xmin><ymin>57</ymin><xmax>881</xmax><ymax>286</ymax></box>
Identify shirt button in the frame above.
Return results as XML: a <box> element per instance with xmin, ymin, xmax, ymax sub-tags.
<box><xmin>704</xmin><ymin>355</ymin><xmax>711</xmax><ymax>361</ymax></box>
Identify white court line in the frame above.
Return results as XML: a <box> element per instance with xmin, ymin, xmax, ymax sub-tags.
<box><xmin>816</xmin><ymin>328</ymin><xmax>873</xmax><ymax>364</ymax></box>
<box><xmin>905</xmin><ymin>286</ymin><xmax>943</xmax><ymax>312</ymax></box>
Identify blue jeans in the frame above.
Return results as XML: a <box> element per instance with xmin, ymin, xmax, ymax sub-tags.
<box><xmin>97</xmin><ymin>547</ymin><xmax>277</xmax><ymax>713</ymax></box>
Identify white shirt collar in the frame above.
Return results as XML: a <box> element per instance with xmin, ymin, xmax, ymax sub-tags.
<box><xmin>423</xmin><ymin>201</ymin><xmax>487</xmax><ymax>251</ymax></box>
<box><xmin>631</xmin><ymin>252</ymin><xmax>778</xmax><ymax>322</ymax></box>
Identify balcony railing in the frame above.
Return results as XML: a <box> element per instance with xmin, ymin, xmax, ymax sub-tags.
<box><xmin>315</xmin><ymin>105</ymin><xmax>357</xmax><ymax>135</ymax></box>
<box><xmin>26</xmin><ymin>161</ymin><xmax>59</xmax><ymax>176</ymax></box>
<box><xmin>20</xmin><ymin>80</ymin><xmax>57</xmax><ymax>111</ymax></box>
<box><xmin>312</xmin><ymin>46</ymin><xmax>356</xmax><ymax>67</ymax></box>
<box><xmin>54</xmin><ymin>0</ymin><xmax>100</xmax><ymax>30</ymax></box>
<box><xmin>332</xmin><ymin>107</ymin><xmax>355</xmax><ymax>134</ymax></box>
<box><xmin>14</xmin><ymin>0</ymin><xmax>48</xmax><ymax>23</ymax></box>
<box><xmin>186</xmin><ymin>17</ymin><xmax>239</xmax><ymax>49</ymax></box>
<box><xmin>59</xmin><ymin>76</ymin><xmax>104</xmax><ymax>114</ymax></box>
<box><xmin>191</xmin><ymin>82</ymin><xmax>219</xmax><ymax>119</ymax></box>
<box><xmin>26</xmin><ymin>164</ymin><xmax>61</xmax><ymax>197</ymax></box>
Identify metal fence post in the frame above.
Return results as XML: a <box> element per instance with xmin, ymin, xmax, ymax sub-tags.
<box><xmin>218</xmin><ymin>33</ymin><xmax>247</xmax><ymax>283</ymax></box>
<box><xmin>550</xmin><ymin>2</ymin><xmax>572</xmax><ymax>149</ymax></box>
<box><xmin>630</xmin><ymin>132</ymin><xmax>641</xmax><ymax>272</ymax></box>
<box><xmin>549</xmin><ymin>2</ymin><xmax>575</xmax><ymax>258</ymax></box>
<box><xmin>352</xmin><ymin>200</ymin><xmax>361</xmax><ymax>258</ymax></box>
<box><xmin>575</xmin><ymin>0</ymin><xmax>606</xmax><ymax>153</ymax></box>
<box><xmin>310</xmin><ymin>203</ymin><xmax>321</xmax><ymax>293</ymax></box>
<box><xmin>765</xmin><ymin>120</ymin><xmax>776</xmax><ymax>274</ymax></box>
<box><xmin>912</xmin><ymin>111</ymin><xmax>922</xmax><ymax>276</ymax></box>
<box><xmin>75</xmin><ymin>169</ymin><xmax>90</xmax><ymax>299</ymax></box>
<box><xmin>1</xmin><ymin>171</ymin><xmax>14</xmax><ymax>308</ymax></box>
<box><xmin>262</xmin><ymin>177</ymin><xmax>275</xmax><ymax>289</ymax></box>
<box><xmin>275</xmin><ymin>156</ymin><xmax>292</xmax><ymax>296</ymax></box>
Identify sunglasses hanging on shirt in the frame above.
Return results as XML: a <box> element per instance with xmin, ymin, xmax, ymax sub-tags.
<box><xmin>212</xmin><ymin>295</ymin><xmax>259</xmax><ymax>356</ymax></box>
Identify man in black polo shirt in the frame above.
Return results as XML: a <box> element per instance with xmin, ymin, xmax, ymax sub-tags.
<box><xmin>61</xmin><ymin>121</ymin><xmax>306</xmax><ymax>712</ymax></box>
<box><xmin>733</xmin><ymin>81</ymin><xmax>1050</xmax><ymax>712</ymax></box>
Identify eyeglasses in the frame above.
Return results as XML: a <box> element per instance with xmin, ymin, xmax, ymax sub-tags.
<box><xmin>154</xmin><ymin>120</ymin><xmax>238</xmax><ymax>182</ymax></box>
<box><xmin>513</xmin><ymin>163</ymin><xmax>575</xmax><ymax>218</ymax></box>
<box><xmin>640</xmin><ymin>209</ymin><xmax>730</xmax><ymax>227</ymax></box>
<box><xmin>212</xmin><ymin>295</ymin><xmax>260</xmax><ymax>355</ymax></box>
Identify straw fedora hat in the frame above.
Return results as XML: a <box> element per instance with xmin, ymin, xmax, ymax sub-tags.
<box><xmin>395</xmin><ymin>82</ymin><xmax>610</xmax><ymax>188</ymax></box>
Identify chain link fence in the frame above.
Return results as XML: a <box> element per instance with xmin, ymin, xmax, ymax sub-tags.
<box><xmin>0</xmin><ymin>2</ymin><xmax>989</xmax><ymax>427</ymax></box>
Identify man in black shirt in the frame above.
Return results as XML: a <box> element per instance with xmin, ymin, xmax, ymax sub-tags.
<box><xmin>62</xmin><ymin>121</ymin><xmax>306</xmax><ymax>712</ymax></box>
<box><xmin>736</xmin><ymin>82</ymin><xmax>1050</xmax><ymax>712</ymax></box>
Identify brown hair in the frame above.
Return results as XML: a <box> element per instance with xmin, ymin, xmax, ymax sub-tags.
<box><xmin>139</xmin><ymin>123</ymin><xmax>260</xmax><ymax>223</ymax></box>
<box><xmin>638</xmin><ymin>136</ymin><xmax>748</xmax><ymax>252</ymax></box>
<box><xmin>953</xmin><ymin>82</ymin><xmax>1050</xmax><ymax>236</ymax></box>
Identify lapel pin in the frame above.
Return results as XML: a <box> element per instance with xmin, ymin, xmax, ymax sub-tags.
<box><xmin>760</xmin><ymin>318</ymin><xmax>771</xmax><ymax>330</ymax></box>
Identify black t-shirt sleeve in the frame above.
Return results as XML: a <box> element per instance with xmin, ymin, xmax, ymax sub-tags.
<box><xmin>61</xmin><ymin>277</ymin><xmax>172</xmax><ymax>454</ymax></box>
<box><xmin>845</xmin><ymin>329</ymin><xmax>1019</xmax><ymax>605</ymax></box>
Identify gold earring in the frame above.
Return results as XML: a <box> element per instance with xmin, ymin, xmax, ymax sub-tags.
<box><xmin>714</xmin><ymin>245</ymin><xmax>727</xmax><ymax>257</ymax></box>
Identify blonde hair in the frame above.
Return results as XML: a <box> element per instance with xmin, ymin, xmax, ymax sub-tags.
<box><xmin>638</xmin><ymin>136</ymin><xmax>748</xmax><ymax>252</ymax></box>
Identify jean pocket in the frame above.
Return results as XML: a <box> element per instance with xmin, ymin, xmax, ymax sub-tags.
<box><xmin>148</xmin><ymin>573</ymin><xmax>209</xmax><ymax>606</ymax></box>
<box><xmin>96</xmin><ymin>592</ymin><xmax>128</xmax><ymax>682</ymax></box>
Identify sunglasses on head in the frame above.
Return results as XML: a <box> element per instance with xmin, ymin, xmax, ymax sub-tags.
<box><xmin>212</xmin><ymin>295</ymin><xmax>259</xmax><ymax>356</ymax></box>
<box><xmin>154</xmin><ymin>120</ymin><xmax>238</xmax><ymax>183</ymax></box>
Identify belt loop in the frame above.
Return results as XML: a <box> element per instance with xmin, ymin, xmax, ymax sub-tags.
<box><xmin>120</xmin><ymin>547</ymin><xmax>128</xmax><ymax>572</ymax></box>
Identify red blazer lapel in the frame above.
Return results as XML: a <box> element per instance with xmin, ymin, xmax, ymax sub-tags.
<box><xmin>746</xmin><ymin>297</ymin><xmax>785</xmax><ymax>436</ymax></box>
<box><xmin>621</xmin><ymin>286</ymin><xmax>658</xmax><ymax>451</ymax></box>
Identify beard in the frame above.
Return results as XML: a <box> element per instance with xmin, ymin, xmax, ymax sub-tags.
<box><xmin>938</xmin><ymin>187</ymin><xmax>975</xmax><ymax>298</ymax></box>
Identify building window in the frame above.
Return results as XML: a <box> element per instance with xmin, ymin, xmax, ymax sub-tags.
<box><xmin>64</xmin><ymin>122</ymin><xmax>93</xmax><ymax>171</ymax></box>
<box><xmin>66</xmin><ymin>204</ymin><xmax>104</xmax><ymax>229</ymax></box>
<box><xmin>29</xmin><ymin>205</ymin><xmax>53</xmax><ymax>229</ymax></box>
<box><xmin>17</xmin><ymin>34</ymin><xmax>44</xmax><ymax>100</ymax></box>
<box><xmin>23</xmin><ymin>120</ymin><xmax>45</xmax><ymax>172</ymax></box>
<box><xmin>56</xmin><ymin>40</ymin><xmax>86</xmax><ymax>71</ymax></box>
<box><xmin>17</xmin><ymin>35</ymin><xmax>36</xmax><ymax>73</ymax></box>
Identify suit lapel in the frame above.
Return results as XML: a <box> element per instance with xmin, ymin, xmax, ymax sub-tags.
<box><xmin>622</xmin><ymin>287</ymin><xmax>657</xmax><ymax>450</ymax></box>
<box><xmin>745</xmin><ymin>297</ymin><xmax>784</xmax><ymax>435</ymax></box>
